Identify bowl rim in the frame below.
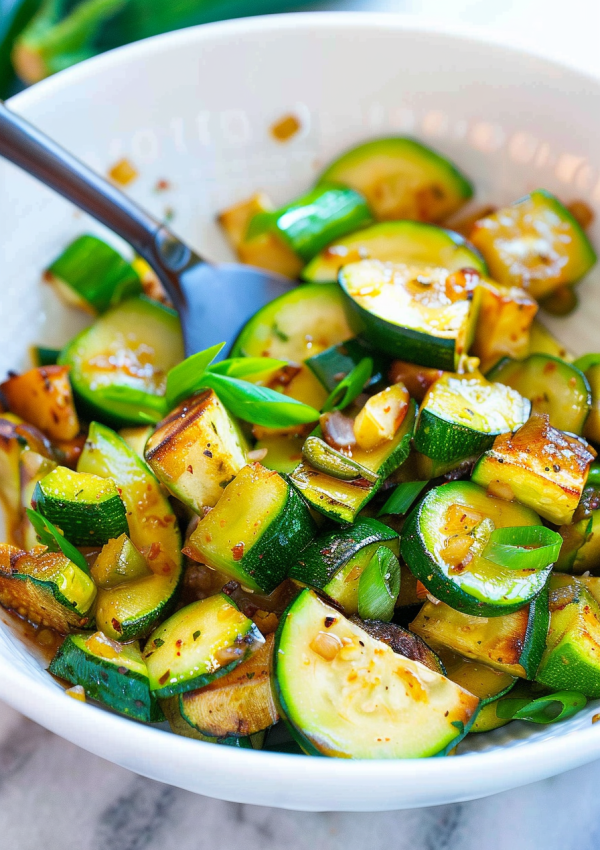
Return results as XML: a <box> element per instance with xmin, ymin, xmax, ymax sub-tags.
<box><xmin>4</xmin><ymin>10</ymin><xmax>600</xmax><ymax>802</ymax></box>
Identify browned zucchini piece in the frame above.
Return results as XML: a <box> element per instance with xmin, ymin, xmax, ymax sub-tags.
<box><xmin>0</xmin><ymin>365</ymin><xmax>79</xmax><ymax>441</ymax></box>
<box><xmin>472</xmin><ymin>279</ymin><xmax>538</xmax><ymax>373</ymax></box>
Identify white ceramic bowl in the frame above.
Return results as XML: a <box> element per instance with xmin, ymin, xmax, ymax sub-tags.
<box><xmin>3</xmin><ymin>13</ymin><xmax>600</xmax><ymax>811</ymax></box>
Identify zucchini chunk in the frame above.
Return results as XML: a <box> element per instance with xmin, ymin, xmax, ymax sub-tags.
<box><xmin>143</xmin><ymin>594</ymin><xmax>263</xmax><ymax>698</ymax></box>
<box><xmin>59</xmin><ymin>296</ymin><xmax>184</xmax><ymax>427</ymax></box>
<box><xmin>470</xmin><ymin>190</ymin><xmax>596</xmax><ymax>299</ymax></box>
<box><xmin>176</xmin><ymin>633</ymin><xmax>278</xmax><ymax>738</ymax></box>
<box><xmin>316</xmin><ymin>137</ymin><xmax>473</xmax><ymax>222</ymax></box>
<box><xmin>31</xmin><ymin>347</ymin><xmax>61</xmax><ymax>367</ymax></box>
<box><xmin>274</xmin><ymin>589</ymin><xmax>479</xmax><ymax>758</ymax></box>
<box><xmin>289</xmin><ymin>399</ymin><xmax>415</xmax><ymax>524</ymax></box>
<box><xmin>78</xmin><ymin>423</ymin><xmax>183</xmax><ymax>640</ymax></box>
<box><xmin>401</xmin><ymin>480</ymin><xmax>550</xmax><ymax>617</ymax></box>
<box><xmin>487</xmin><ymin>354</ymin><xmax>591</xmax><ymax>435</ymax></box>
<box><xmin>441</xmin><ymin>652</ymin><xmax>517</xmax><ymax>706</ymax></box>
<box><xmin>218</xmin><ymin>192</ymin><xmax>274</xmax><ymax>251</ymax></box>
<box><xmin>352</xmin><ymin>617</ymin><xmax>445</xmax><ymax>674</ymax></box>
<box><xmin>49</xmin><ymin>631</ymin><xmax>163</xmax><ymax>722</ymax></box>
<box><xmin>289</xmin><ymin>518</ymin><xmax>399</xmax><ymax>615</ymax></box>
<box><xmin>410</xmin><ymin>589</ymin><xmax>549</xmax><ymax>679</ymax></box>
<box><xmin>118</xmin><ymin>426</ymin><xmax>153</xmax><ymax>459</ymax></box>
<box><xmin>0</xmin><ymin>544</ymin><xmax>96</xmax><ymax>633</ymax></box>
<box><xmin>471</xmin><ymin>414</ymin><xmax>596</xmax><ymax>525</ymax></box>
<box><xmin>161</xmin><ymin>696</ymin><xmax>264</xmax><ymax>748</ymax></box>
<box><xmin>413</xmin><ymin>373</ymin><xmax>530</xmax><ymax>470</ymax></box>
<box><xmin>44</xmin><ymin>234</ymin><xmax>142</xmax><ymax>315</ymax></box>
<box><xmin>582</xmin><ymin>363</ymin><xmax>600</xmax><ymax>444</ymax></box>
<box><xmin>536</xmin><ymin>575</ymin><xmax>600</xmax><ymax>698</ymax></box>
<box><xmin>231</xmin><ymin>282</ymin><xmax>357</xmax><ymax>362</ymax></box>
<box><xmin>19</xmin><ymin>450</ymin><xmax>57</xmax><ymax>550</ymax></box>
<box><xmin>301</xmin><ymin>221</ymin><xmax>486</xmax><ymax>283</ymax></box>
<box><xmin>0</xmin><ymin>415</ymin><xmax>27</xmax><ymax>536</ymax></box>
<box><xmin>90</xmin><ymin>534</ymin><xmax>152</xmax><ymax>588</ymax></box>
<box><xmin>246</xmin><ymin>185</ymin><xmax>373</xmax><ymax>263</ymax></box>
<box><xmin>185</xmin><ymin>463</ymin><xmax>316</xmax><ymax>594</ymax></box>
<box><xmin>528</xmin><ymin>320</ymin><xmax>573</xmax><ymax>361</ymax></box>
<box><xmin>32</xmin><ymin>466</ymin><xmax>128</xmax><ymax>546</ymax></box>
<box><xmin>0</xmin><ymin>366</ymin><xmax>79</xmax><ymax>441</ymax></box>
<box><xmin>145</xmin><ymin>390</ymin><xmax>248</xmax><ymax>513</ymax></box>
<box><xmin>471</xmin><ymin>279</ymin><xmax>538</xmax><ymax>373</ymax></box>
<box><xmin>253</xmin><ymin>435</ymin><xmax>305</xmax><ymax>474</ymax></box>
<box><xmin>339</xmin><ymin>260</ymin><xmax>481</xmax><ymax>370</ymax></box>
<box><xmin>306</xmin><ymin>337</ymin><xmax>386</xmax><ymax>393</ymax></box>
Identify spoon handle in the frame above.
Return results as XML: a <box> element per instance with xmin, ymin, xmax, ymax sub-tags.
<box><xmin>0</xmin><ymin>101</ymin><xmax>195</xmax><ymax>306</ymax></box>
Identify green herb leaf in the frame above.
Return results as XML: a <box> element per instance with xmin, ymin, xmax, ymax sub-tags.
<box><xmin>165</xmin><ymin>342</ymin><xmax>225</xmax><ymax>408</ymax></box>
<box><xmin>322</xmin><ymin>357</ymin><xmax>373</xmax><ymax>413</ymax></box>
<box><xmin>98</xmin><ymin>386</ymin><xmax>168</xmax><ymax>421</ymax></box>
<box><xmin>482</xmin><ymin>526</ymin><xmax>562</xmax><ymax>571</ymax></box>
<box><xmin>26</xmin><ymin>508</ymin><xmax>91</xmax><ymax>575</ymax></box>
<box><xmin>357</xmin><ymin>546</ymin><xmax>400</xmax><ymax>622</ymax></box>
<box><xmin>208</xmin><ymin>357</ymin><xmax>287</xmax><ymax>383</ymax></box>
<box><xmin>203</xmin><ymin>372</ymin><xmax>320</xmax><ymax>427</ymax></box>
<box><xmin>495</xmin><ymin>691</ymin><xmax>587</xmax><ymax>724</ymax></box>
<box><xmin>377</xmin><ymin>480</ymin><xmax>428</xmax><ymax>517</ymax></box>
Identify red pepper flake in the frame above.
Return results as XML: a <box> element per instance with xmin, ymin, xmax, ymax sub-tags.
<box><xmin>176</xmin><ymin>639</ymin><xmax>183</xmax><ymax>647</ymax></box>
<box><xmin>232</xmin><ymin>542</ymin><xmax>244</xmax><ymax>561</ymax></box>
<box><xmin>111</xmin><ymin>618</ymin><xmax>122</xmax><ymax>633</ymax></box>
<box><xmin>158</xmin><ymin>670</ymin><xmax>170</xmax><ymax>685</ymax></box>
<box><xmin>324</xmin><ymin>617</ymin><xmax>336</xmax><ymax>628</ymax></box>
<box><xmin>148</xmin><ymin>542</ymin><xmax>161</xmax><ymax>561</ymax></box>
<box><xmin>187</xmin><ymin>465</ymin><xmax>194</xmax><ymax>474</ymax></box>
<box><xmin>154</xmin><ymin>178</ymin><xmax>171</xmax><ymax>192</ymax></box>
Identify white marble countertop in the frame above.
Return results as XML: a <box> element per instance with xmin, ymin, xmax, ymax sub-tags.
<box><xmin>4</xmin><ymin>0</ymin><xmax>600</xmax><ymax>841</ymax></box>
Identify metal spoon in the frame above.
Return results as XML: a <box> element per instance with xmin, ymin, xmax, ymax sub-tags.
<box><xmin>0</xmin><ymin>101</ymin><xmax>295</xmax><ymax>356</ymax></box>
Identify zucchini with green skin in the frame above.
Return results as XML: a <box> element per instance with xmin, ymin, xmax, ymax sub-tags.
<box><xmin>410</xmin><ymin>588</ymin><xmax>549</xmax><ymax>679</ymax></box>
<box><xmin>0</xmin><ymin>415</ymin><xmax>27</xmax><ymax>538</ymax></box>
<box><xmin>528</xmin><ymin>320</ymin><xmax>573</xmax><ymax>361</ymax></box>
<box><xmin>583</xmin><ymin>363</ymin><xmax>600</xmax><ymax>444</ymax></box>
<box><xmin>441</xmin><ymin>652</ymin><xmax>517</xmax><ymax>707</ymax></box>
<box><xmin>252</xmin><ymin>435</ymin><xmax>304</xmax><ymax>474</ymax></box>
<box><xmin>414</xmin><ymin>373</ymin><xmax>530</xmax><ymax>468</ymax></box>
<box><xmin>44</xmin><ymin>234</ymin><xmax>142</xmax><ymax>315</ymax></box>
<box><xmin>185</xmin><ymin>463</ymin><xmax>316</xmax><ymax>594</ymax></box>
<box><xmin>143</xmin><ymin>594</ymin><xmax>263</xmax><ymax>698</ymax></box>
<box><xmin>536</xmin><ymin>575</ymin><xmax>600</xmax><ymax>698</ymax></box>
<box><xmin>77</xmin><ymin>422</ymin><xmax>183</xmax><ymax>640</ymax></box>
<box><xmin>339</xmin><ymin>260</ymin><xmax>481</xmax><ymax>370</ymax></box>
<box><xmin>0</xmin><ymin>544</ymin><xmax>96</xmax><ymax>633</ymax></box>
<box><xmin>176</xmin><ymin>633</ymin><xmax>278</xmax><ymax>738</ymax></box>
<box><xmin>31</xmin><ymin>346</ymin><xmax>61</xmax><ymax>367</ymax></box>
<box><xmin>306</xmin><ymin>337</ymin><xmax>386</xmax><ymax>393</ymax></box>
<box><xmin>90</xmin><ymin>533</ymin><xmax>152</xmax><ymax>588</ymax></box>
<box><xmin>145</xmin><ymin>389</ymin><xmax>248</xmax><ymax>513</ymax></box>
<box><xmin>317</xmin><ymin>137</ymin><xmax>473</xmax><ymax>223</ymax></box>
<box><xmin>470</xmin><ymin>189</ymin><xmax>596</xmax><ymax>299</ymax></box>
<box><xmin>289</xmin><ymin>518</ymin><xmax>399</xmax><ymax>615</ymax></box>
<box><xmin>246</xmin><ymin>185</ymin><xmax>373</xmax><ymax>263</ymax></box>
<box><xmin>118</xmin><ymin>426</ymin><xmax>152</xmax><ymax>459</ymax></box>
<box><xmin>161</xmin><ymin>696</ymin><xmax>265</xmax><ymax>749</ymax></box>
<box><xmin>32</xmin><ymin>465</ymin><xmax>128</xmax><ymax>546</ymax></box>
<box><xmin>49</xmin><ymin>631</ymin><xmax>163</xmax><ymax>722</ymax></box>
<box><xmin>486</xmin><ymin>354</ymin><xmax>591</xmax><ymax>435</ymax></box>
<box><xmin>274</xmin><ymin>589</ymin><xmax>480</xmax><ymax>758</ymax></box>
<box><xmin>471</xmin><ymin>414</ymin><xmax>596</xmax><ymax>526</ymax></box>
<box><xmin>301</xmin><ymin>221</ymin><xmax>486</xmax><ymax>283</ymax></box>
<box><xmin>231</xmin><ymin>282</ymin><xmax>358</xmax><ymax>363</ymax></box>
<box><xmin>59</xmin><ymin>296</ymin><xmax>184</xmax><ymax>427</ymax></box>
<box><xmin>351</xmin><ymin>617</ymin><xmax>445</xmax><ymax>674</ymax></box>
<box><xmin>471</xmin><ymin>279</ymin><xmax>538</xmax><ymax>374</ymax></box>
<box><xmin>401</xmin><ymin>480</ymin><xmax>550</xmax><ymax>617</ymax></box>
<box><xmin>289</xmin><ymin>399</ymin><xmax>415</xmax><ymax>524</ymax></box>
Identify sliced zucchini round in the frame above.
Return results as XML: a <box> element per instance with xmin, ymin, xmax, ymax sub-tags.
<box><xmin>289</xmin><ymin>517</ymin><xmax>399</xmax><ymax>615</ymax></box>
<box><xmin>231</xmin><ymin>282</ymin><xmax>358</xmax><ymax>362</ymax></box>
<box><xmin>470</xmin><ymin>189</ymin><xmax>597</xmax><ymax>299</ymax></box>
<box><xmin>143</xmin><ymin>594</ymin><xmax>263</xmax><ymax>698</ymax></box>
<box><xmin>338</xmin><ymin>260</ymin><xmax>481</xmax><ymax>370</ymax></box>
<box><xmin>78</xmin><ymin>422</ymin><xmax>183</xmax><ymax>641</ymax></box>
<box><xmin>59</xmin><ymin>296</ymin><xmax>184</xmax><ymax>427</ymax></box>
<box><xmin>401</xmin><ymin>481</ymin><xmax>550</xmax><ymax>617</ymax></box>
<box><xmin>302</xmin><ymin>221</ymin><xmax>486</xmax><ymax>283</ymax></box>
<box><xmin>317</xmin><ymin>137</ymin><xmax>473</xmax><ymax>223</ymax></box>
<box><xmin>486</xmin><ymin>354</ymin><xmax>591</xmax><ymax>436</ymax></box>
<box><xmin>414</xmin><ymin>373</ymin><xmax>530</xmax><ymax>467</ymax></box>
<box><xmin>32</xmin><ymin>466</ymin><xmax>128</xmax><ymax>547</ymax></box>
<box><xmin>274</xmin><ymin>589</ymin><xmax>479</xmax><ymax>758</ymax></box>
<box><xmin>49</xmin><ymin>632</ymin><xmax>163</xmax><ymax>722</ymax></box>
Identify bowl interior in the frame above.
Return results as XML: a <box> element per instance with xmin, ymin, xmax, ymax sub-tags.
<box><xmin>2</xmin><ymin>14</ymin><xmax>600</xmax><ymax>810</ymax></box>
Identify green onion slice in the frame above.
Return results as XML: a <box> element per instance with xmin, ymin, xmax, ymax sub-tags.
<box><xmin>496</xmin><ymin>691</ymin><xmax>587</xmax><ymax>724</ymax></box>
<box><xmin>26</xmin><ymin>508</ymin><xmax>91</xmax><ymax>575</ymax></box>
<box><xmin>165</xmin><ymin>342</ymin><xmax>225</xmax><ymax>408</ymax></box>
<box><xmin>482</xmin><ymin>526</ymin><xmax>562</xmax><ymax>571</ymax></box>
<box><xmin>357</xmin><ymin>546</ymin><xmax>401</xmax><ymax>622</ymax></box>
<box><xmin>322</xmin><ymin>357</ymin><xmax>373</xmax><ymax>413</ymax></box>
<box><xmin>377</xmin><ymin>480</ymin><xmax>428</xmax><ymax>517</ymax></box>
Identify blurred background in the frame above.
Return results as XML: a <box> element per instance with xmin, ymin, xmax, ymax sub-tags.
<box><xmin>2</xmin><ymin>0</ymin><xmax>600</xmax><ymax>99</ymax></box>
